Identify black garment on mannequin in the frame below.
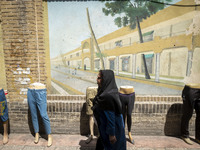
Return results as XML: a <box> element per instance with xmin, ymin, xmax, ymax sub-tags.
<box><xmin>181</xmin><ymin>85</ymin><xmax>200</xmax><ymax>140</ymax></box>
<box><xmin>119</xmin><ymin>92</ymin><xmax>135</xmax><ymax>132</ymax></box>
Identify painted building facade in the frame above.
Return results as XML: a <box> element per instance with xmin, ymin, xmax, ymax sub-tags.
<box><xmin>51</xmin><ymin>0</ymin><xmax>200</xmax><ymax>85</ymax></box>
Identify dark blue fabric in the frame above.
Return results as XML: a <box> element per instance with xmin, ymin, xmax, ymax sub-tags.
<box><xmin>93</xmin><ymin>70</ymin><xmax>126</xmax><ymax>150</ymax></box>
<box><xmin>0</xmin><ymin>89</ymin><xmax>9</xmax><ymax>122</ymax></box>
<box><xmin>98</xmin><ymin>108</ymin><xmax>126</xmax><ymax>150</ymax></box>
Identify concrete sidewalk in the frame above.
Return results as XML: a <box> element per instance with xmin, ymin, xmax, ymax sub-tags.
<box><xmin>0</xmin><ymin>134</ymin><xmax>200</xmax><ymax>150</ymax></box>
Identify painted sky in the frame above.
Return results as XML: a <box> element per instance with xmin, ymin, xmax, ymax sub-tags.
<box><xmin>48</xmin><ymin>0</ymin><xmax>181</xmax><ymax>58</ymax></box>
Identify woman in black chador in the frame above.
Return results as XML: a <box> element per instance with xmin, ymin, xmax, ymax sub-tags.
<box><xmin>92</xmin><ymin>70</ymin><xmax>126</xmax><ymax>150</ymax></box>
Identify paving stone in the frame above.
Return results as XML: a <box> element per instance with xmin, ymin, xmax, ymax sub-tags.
<box><xmin>0</xmin><ymin>134</ymin><xmax>200</xmax><ymax>150</ymax></box>
<box><xmin>0</xmin><ymin>145</ymin><xmax>3</xmax><ymax>150</ymax></box>
<box><xmin>23</xmin><ymin>146</ymin><xmax>45</xmax><ymax>150</ymax></box>
<box><xmin>1</xmin><ymin>145</ymin><xmax>24</xmax><ymax>150</ymax></box>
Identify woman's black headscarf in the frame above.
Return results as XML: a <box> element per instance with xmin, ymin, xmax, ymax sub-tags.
<box><xmin>93</xmin><ymin>70</ymin><xmax>122</xmax><ymax>114</ymax></box>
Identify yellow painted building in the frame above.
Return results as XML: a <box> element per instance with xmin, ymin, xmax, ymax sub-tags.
<box><xmin>51</xmin><ymin>0</ymin><xmax>200</xmax><ymax>83</ymax></box>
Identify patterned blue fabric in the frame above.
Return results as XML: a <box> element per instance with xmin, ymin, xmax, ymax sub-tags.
<box><xmin>98</xmin><ymin>108</ymin><xmax>126</xmax><ymax>150</ymax></box>
<box><xmin>0</xmin><ymin>89</ymin><xmax>9</xmax><ymax>122</ymax></box>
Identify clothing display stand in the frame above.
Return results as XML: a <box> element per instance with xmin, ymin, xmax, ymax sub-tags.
<box><xmin>85</xmin><ymin>86</ymin><xmax>98</xmax><ymax>144</ymax></box>
<box><xmin>28</xmin><ymin>83</ymin><xmax>53</xmax><ymax>147</ymax></box>
<box><xmin>119</xmin><ymin>86</ymin><xmax>135</xmax><ymax>144</ymax></box>
<box><xmin>181</xmin><ymin>83</ymin><xmax>200</xmax><ymax>145</ymax></box>
<box><xmin>0</xmin><ymin>87</ymin><xmax>9</xmax><ymax>145</ymax></box>
<box><xmin>26</xmin><ymin>0</ymin><xmax>53</xmax><ymax>146</ymax></box>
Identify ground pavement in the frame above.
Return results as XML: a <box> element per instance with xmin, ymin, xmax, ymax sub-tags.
<box><xmin>0</xmin><ymin>134</ymin><xmax>200</xmax><ymax>150</ymax></box>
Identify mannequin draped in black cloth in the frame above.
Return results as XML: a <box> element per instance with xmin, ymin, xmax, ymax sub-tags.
<box><xmin>92</xmin><ymin>70</ymin><xmax>126</xmax><ymax>150</ymax></box>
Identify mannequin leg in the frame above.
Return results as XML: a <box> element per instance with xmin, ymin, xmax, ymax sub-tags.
<box><xmin>90</xmin><ymin>115</ymin><xmax>94</xmax><ymax>137</ymax></box>
<box><xmin>0</xmin><ymin>89</ymin><xmax>9</xmax><ymax>145</ymax></box>
<box><xmin>85</xmin><ymin>115</ymin><xmax>94</xmax><ymax>144</ymax></box>
<box><xmin>127</xmin><ymin>112</ymin><xmax>134</xmax><ymax>144</ymax></box>
<box><xmin>3</xmin><ymin>120</ymin><xmax>8</xmax><ymax>144</ymax></box>
<box><xmin>194</xmin><ymin>100</ymin><xmax>200</xmax><ymax>143</ymax></box>
<box><xmin>128</xmin><ymin>132</ymin><xmax>134</xmax><ymax>144</ymax></box>
<box><xmin>27</xmin><ymin>89</ymin><xmax>40</xmax><ymax>144</ymax></box>
<box><xmin>127</xmin><ymin>94</ymin><xmax>135</xmax><ymax>144</ymax></box>
<box><xmin>180</xmin><ymin>86</ymin><xmax>193</xmax><ymax>145</ymax></box>
<box><xmin>47</xmin><ymin>134</ymin><xmax>53</xmax><ymax>147</ymax></box>
<box><xmin>127</xmin><ymin>114</ymin><xmax>134</xmax><ymax>144</ymax></box>
<box><xmin>35</xmin><ymin>89</ymin><xmax>52</xmax><ymax>147</ymax></box>
<box><xmin>34</xmin><ymin>132</ymin><xmax>39</xmax><ymax>144</ymax></box>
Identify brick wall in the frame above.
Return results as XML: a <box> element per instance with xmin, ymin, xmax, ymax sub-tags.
<box><xmin>0</xmin><ymin>0</ymin><xmax>49</xmax><ymax>101</ymax></box>
<box><xmin>0</xmin><ymin>95</ymin><xmax>195</xmax><ymax>136</ymax></box>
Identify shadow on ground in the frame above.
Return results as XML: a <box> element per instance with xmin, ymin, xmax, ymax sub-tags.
<box><xmin>79</xmin><ymin>137</ymin><xmax>97</xmax><ymax>150</ymax></box>
<box><xmin>164</xmin><ymin>103</ymin><xmax>183</xmax><ymax>136</ymax></box>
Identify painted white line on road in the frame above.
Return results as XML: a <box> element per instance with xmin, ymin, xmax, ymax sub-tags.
<box><xmin>117</xmin><ymin>71</ymin><xmax>184</xmax><ymax>82</ymax></box>
<box><xmin>51</xmin><ymin>81</ymin><xmax>69</xmax><ymax>95</ymax></box>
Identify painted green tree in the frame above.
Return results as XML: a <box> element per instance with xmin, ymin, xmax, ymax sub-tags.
<box><xmin>102</xmin><ymin>0</ymin><xmax>172</xmax><ymax>79</ymax></box>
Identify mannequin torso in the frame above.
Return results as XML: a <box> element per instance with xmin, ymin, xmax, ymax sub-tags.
<box><xmin>119</xmin><ymin>86</ymin><xmax>134</xmax><ymax>94</ymax></box>
<box><xmin>29</xmin><ymin>82</ymin><xmax>46</xmax><ymax>89</ymax></box>
<box><xmin>186</xmin><ymin>83</ymin><xmax>200</xmax><ymax>89</ymax></box>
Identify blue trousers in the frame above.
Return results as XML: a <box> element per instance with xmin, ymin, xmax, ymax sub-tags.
<box><xmin>27</xmin><ymin>89</ymin><xmax>51</xmax><ymax>135</ymax></box>
<box><xmin>0</xmin><ymin>89</ymin><xmax>9</xmax><ymax>122</ymax></box>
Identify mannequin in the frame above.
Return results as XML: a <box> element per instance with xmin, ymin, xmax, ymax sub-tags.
<box><xmin>0</xmin><ymin>88</ymin><xmax>9</xmax><ymax>145</ymax></box>
<box><xmin>85</xmin><ymin>86</ymin><xmax>97</xmax><ymax>144</ymax></box>
<box><xmin>119</xmin><ymin>86</ymin><xmax>135</xmax><ymax>144</ymax></box>
<box><xmin>181</xmin><ymin>83</ymin><xmax>200</xmax><ymax>145</ymax></box>
<box><xmin>28</xmin><ymin>82</ymin><xmax>52</xmax><ymax>147</ymax></box>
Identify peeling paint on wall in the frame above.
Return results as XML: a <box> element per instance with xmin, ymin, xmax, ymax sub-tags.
<box><xmin>11</xmin><ymin>67</ymin><xmax>32</xmax><ymax>95</ymax></box>
<box><xmin>186</xmin><ymin>13</ymin><xmax>200</xmax><ymax>35</ymax></box>
<box><xmin>184</xmin><ymin>48</ymin><xmax>200</xmax><ymax>84</ymax></box>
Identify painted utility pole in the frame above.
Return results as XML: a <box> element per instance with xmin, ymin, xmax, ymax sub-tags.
<box><xmin>130</xmin><ymin>2</ymin><xmax>151</xmax><ymax>79</ymax></box>
<box><xmin>86</xmin><ymin>8</ymin><xmax>105</xmax><ymax>70</ymax></box>
<box><xmin>142</xmin><ymin>54</ymin><xmax>151</xmax><ymax>79</ymax></box>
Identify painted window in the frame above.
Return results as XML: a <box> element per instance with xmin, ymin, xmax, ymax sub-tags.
<box><xmin>121</xmin><ymin>56</ymin><xmax>130</xmax><ymax>72</ymax></box>
<box><xmin>143</xmin><ymin>31</ymin><xmax>154</xmax><ymax>42</ymax></box>
<box><xmin>109</xmin><ymin>59</ymin><xmax>115</xmax><ymax>70</ymax></box>
<box><xmin>115</xmin><ymin>40</ymin><xmax>122</xmax><ymax>47</ymax></box>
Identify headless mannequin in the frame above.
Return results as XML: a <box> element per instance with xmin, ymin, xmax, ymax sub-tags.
<box><xmin>28</xmin><ymin>83</ymin><xmax>52</xmax><ymax>147</ymax></box>
<box><xmin>85</xmin><ymin>87</ymin><xmax>97</xmax><ymax>144</ymax></box>
<box><xmin>119</xmin><ymin>86</ymin><xmax>135</xmax><ymax>144</ymax></box>
<box><xmin>0</xmin><ymin>88</ymin><xmax>8</xmax><ymax>144</ymax></box>
<box><xmin>3</xmin><ymin>120</ymin><xmax>8</xmax><ymax>144</ymax></box>
<box><xmin>181</xmin><ymin>83</ymin><xmax>200</xmax><ymax>145</ymax></box>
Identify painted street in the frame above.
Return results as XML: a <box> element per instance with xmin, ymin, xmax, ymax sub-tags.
<box><xmin>51</xmin><ymin>66</ymin><xmax>182</xmax><ymax>95</ymax></box>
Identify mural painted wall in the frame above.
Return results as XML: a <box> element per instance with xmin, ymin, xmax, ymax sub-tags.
<box><xmin>48</xmin><ymin>0</ymin><xmax>200</xmax><ymax>96</ymax></box>
<box><xmin>0</xmin><ymin>0</ymin><xmax>199</xmax><ymax>97</ymax></box>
